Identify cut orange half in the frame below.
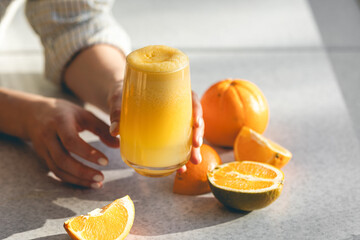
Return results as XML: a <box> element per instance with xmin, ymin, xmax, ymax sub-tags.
<box><xmin>208</xmin><ymin>161</ymin><xmax>284</xmax><ymax>211</ymax></box>
<box><xmin>173</xmin><ymin>144</ymin><xmax>222</xmax><ymax>195</ymax></box>
<box><xmin>234</xmin><ymin>126</ymin><xmax>292</xmax><ymax>168</ymax></box>
<box><xmin>64</xmin><ymin>195</ymin><xmax>135</xmax><ymax>240</ymax></box>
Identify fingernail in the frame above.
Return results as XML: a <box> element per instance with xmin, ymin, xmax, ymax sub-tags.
<box><xmin>93</xmin><ymin>174</ymin><xmax>103</xmax><ymax>182</ymax></box>
<box><xmin>198</xmin><ymin>136</ymin><xmax>203</xmax><ymax>147</ymax></box>
<box><xmin>91</xmin><ymin>182</ymin><xmax>101</xmax><ymax>189</ymax></box>
<box><xmin>179</xmin><ymin>165</ymin><xmax>186</xmax><ymax>173</ymax></box>
<box><xmin>110</xmin><ymin>122</ymin><xmax>118</xmax><ymax>134</ymax></box>
<box><xmin>98</xmin><ymin>158</ymin><xmax>108</xmax><ymax>166</ymax></box>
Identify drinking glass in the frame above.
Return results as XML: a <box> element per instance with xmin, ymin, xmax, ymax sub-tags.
<box><xmin>119</xmin><ymin>45</ymin><xmax>193</xmax><ymax>177</ymax></box>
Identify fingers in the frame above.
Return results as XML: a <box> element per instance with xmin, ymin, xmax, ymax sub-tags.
<box><xmin>192</xmin><ymin>91</ymin><xmax>204</xmax><ymax>128</ymax></box>
<box><xmin>82</xmin><ymin>111</ymin><xmax>119</xmax><ymax>148</ymax></box>
<box><xmin>177</xmin><ymin>165</ymin><xmax>187</xmax><ymax>174</ymax></box>
<box><xmin>57</xmin><ymin>122</ymin><xmax>110</xmax><ymax>166</ymax></box>
<box><xmin>190</xmin><ymin>146</ymin><xmax>202</xmax><ymax>165</ymax></box>
<box><xmin>41</xmin><ymin>141</ymin><xmax>103</xmax><ymax>189</ymax></box>
<box><xmin>108</xmin><ymin>81</ymin><xmax>123</xmax><ymax>136</ymax></box>
<box><xmin>192</xmin><ymin>91</ymin><xmax>204</xmax><ymax>148</ymax></box>
<box><xmin>109</xmin><ymin>105</ymin><xmax>121</xmax><ymax>137</ymax></box>
<box><xmin>191</xmin><ymin>128</ymin><xmax>203</xmax><ymax>165</ymax></box>
<box><xmin>192</xmin><ymin>122</ymin><xmax>204</xmax><ymax>148</ymax></box>
<box><xmin>190</xmin><ymin>91</ymin><xmax>204</xmax><ymax>166</ymax></box>
<box><xmin>45</xmin><ymin>136</ymin><xmax>104</xmax><ymax>188</ymax></box>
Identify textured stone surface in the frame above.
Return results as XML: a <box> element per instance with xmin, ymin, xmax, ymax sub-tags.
<box><xmin>1</xmin><ymin>0</ymin><xmax>360</xmax><ymax>239</ymax></box>
<box><xmin>308</xmin><ymin>0</ymin><xmax>360</xmax><ymax>142</ymax></box>
<box><xmin>326</xmin><ymin>52</ymin><xmax>360</xmax><ymax>142</ymax></box>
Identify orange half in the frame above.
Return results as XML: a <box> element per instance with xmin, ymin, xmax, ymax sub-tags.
<box><xmin>64</xmin><ymin>195</ymin><xmax>135</xmax><ymax>240</ymax></box>
<box><xmin>208</xmin><ymin>161</ymin><xmax>284</xmax><ymax>211</ymax></box>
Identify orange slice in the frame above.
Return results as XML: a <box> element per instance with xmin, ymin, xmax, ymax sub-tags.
<box><xmin>173</xmin><ymin>144</ymin><xmax>222</xmax><ymax>195</ymax></box>
<box><xmin>234</xmin><ymin>126</ymin><xmax>292</xmax><ymax>168</ymax></box>
<box><xmin>208</xmin><ymin>161</ymin><xmax>284</xmax><ymax>211</ymax></box>
<box><xmin>64</xmin><ymin>195</ymin><xmax>135</xmax><ymax>240</ymax></box>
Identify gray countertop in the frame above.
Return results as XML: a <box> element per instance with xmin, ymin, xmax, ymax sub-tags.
<box><xmin>1</xmin><ymin>0</ymin><xmax>360</xmax><ymax>239</ymax></box>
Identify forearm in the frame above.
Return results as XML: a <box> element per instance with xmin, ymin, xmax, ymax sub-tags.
<box><xmin>64</xmin><ymin>44</ymin><xmax>126</xmax><ymax>113</ymax></box>
<box><xmin>0</xmin><ymin>88</ymin><xmax>45</xmax><ymax>139</ymax></box>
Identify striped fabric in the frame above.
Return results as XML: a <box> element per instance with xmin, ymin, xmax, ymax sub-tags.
<box><xmin>1</xmin><ymin>0</ymin><xmax>131</xmax><ymax>83</ymax></box>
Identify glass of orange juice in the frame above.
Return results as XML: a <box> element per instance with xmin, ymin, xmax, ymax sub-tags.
<box><xmin>119</xmin><ymin>45</ymin><xmax>193</xmax><ymax>177</ymax></box>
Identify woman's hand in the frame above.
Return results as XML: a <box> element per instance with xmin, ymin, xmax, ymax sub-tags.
<box><xmin>25</xmin><ymin>97</ymin><xmax>119</xmax><ymax>188</ymax></box>
<box><xmin>177</xmin><ymin>91</ymin><xmax>204</xmax><ymax>173</ymax></box>
<box><xmin>108</xmin><ymin>87</ymin><xmax>204</xmax><ymax>173</ymax></box>
<box><xmin>108</xmin><ymin>80</ymin><xmax>124</xmax><ymax>137</ymax></box>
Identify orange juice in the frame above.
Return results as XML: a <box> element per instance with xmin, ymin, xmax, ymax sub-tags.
<box><xmin>120</xmin><ymin>45</ymin><xmax>193</xmax><ymax>177</ymax></box>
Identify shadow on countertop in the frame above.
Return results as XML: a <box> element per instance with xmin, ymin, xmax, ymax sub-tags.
<box><xmin>30</xmin><ymin>234</ymin><xmax>70</xmax><ymax>240</ymax></box>
<box><xmin>0</xmin><ymin>134</ymin><xmax>73</xmax><ymax>239</ymax></box>
<box><xmin>0</xmin><ymin>134</ymin><xmax>247</xmax><ymax>239</ymax></box>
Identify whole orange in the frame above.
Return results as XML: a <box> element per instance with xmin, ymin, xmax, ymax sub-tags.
<box><xmin>173</xmin><ymin>144</ymin><xmax>222</xmax><ymax>195</ymax></box>
<box><xmin>201</xmin><ymin>79</ymin><xmax>269</xmax><ymax>147</ymax></box>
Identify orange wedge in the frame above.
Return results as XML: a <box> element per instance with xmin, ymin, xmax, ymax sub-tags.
<box><xmin>234</xmin><ymin>126</ymin><xmax>292</xmax><ymax>168</ymax></box>
<box><xmin>64</xmin><ymin>195</ymin><xmax>135</xmax><ymax>240</ymax></box>
<box><xmin>208</xmin><ymin>161</ymin><xmax>284</xmax><ymax>211</ymax></box>
<box><xmin>173</xmin><ymin>144</ymin><xmax>222</xmax><ymax>195</ymax></box>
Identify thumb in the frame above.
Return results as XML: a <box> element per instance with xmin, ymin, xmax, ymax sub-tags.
<box><xmin>109</xmin><ymin>103</ymin><xmax>121</xmax><ymax>136</ymax></box>
<box><xmin>108</xmin><ymin>81</ymin><xmax>123</xmax><ymax>136</ymax></box>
